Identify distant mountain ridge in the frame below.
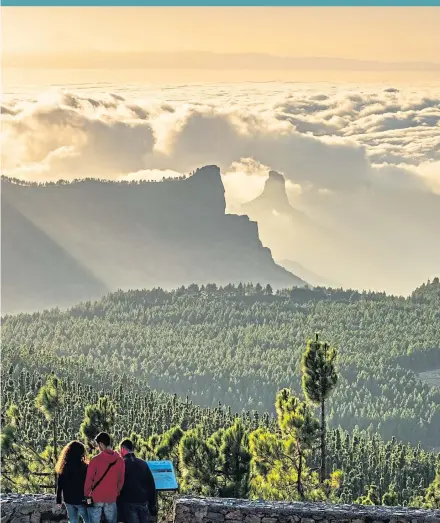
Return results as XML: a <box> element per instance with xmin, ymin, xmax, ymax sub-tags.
<box><xmin>277</xmin><ymin>259</ymin><xmax>341</xmax><ymax>289</ymax></box>
<box><xmin>1</xmin><ymin>166</ymin><xmax>305</xmax><ymax>314</ymax></box>
<box><xmin>7</xmin><ymin>51</ymin><xmax>440</xmax><ymax>71</ymax></box>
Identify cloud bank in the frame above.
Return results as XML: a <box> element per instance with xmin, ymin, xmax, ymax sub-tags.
<box><xmin>2</xmin><ymin>83</ymin><xmax>439</xmax><ymax>294</ymax></box>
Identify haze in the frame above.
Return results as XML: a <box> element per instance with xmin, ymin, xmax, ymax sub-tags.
<box><xmin>3</xmin><ymin>7</ymin><xmax>440</xmax><ymax>83</ymax></box>
<box><xmin>1</xmin><ymin>7</ymin><xmax>440</xmax><ymax>297</ymax></box>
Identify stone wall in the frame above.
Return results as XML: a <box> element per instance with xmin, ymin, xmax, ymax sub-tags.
<box><xmin>173</xmin><ymin>496</ymin><xmax>440</xmax><ymax>523</ymax></box>
<box><xmin>1</xmin><ymin>495</ymin><xmax>67</xmax><ymax>523</ymax></box>
<box><xmin>1</xmin><ymin>495</ymin><xmax>439</xmax><ymax>523</ymax></box>
<box><xmin>0</xmin><ymin>496</ymin><xmax>159</xmax><ymax>523</ymax></box>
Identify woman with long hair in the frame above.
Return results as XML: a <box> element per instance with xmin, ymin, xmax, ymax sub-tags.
<box><xmin>56</xmin><ymin>441</ymin><xmax>90</xmax><ymax>523</ymax></box>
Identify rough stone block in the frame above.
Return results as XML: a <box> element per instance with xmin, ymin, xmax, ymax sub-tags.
<box><xmin>244</xmin><ymin>515</ymin><xmax>262</xmax><ymax>523</ymax></box>
<box><xmin>206</xmin><ymin>512</ymin><xmax>225</xmax><ymax>521</ymax></box>
<box><xmin>226</xmin><ymin>511</ymin><xmax>244</xmax><ymax>520</ymax></box>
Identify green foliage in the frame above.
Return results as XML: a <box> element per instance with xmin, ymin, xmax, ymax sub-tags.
<box><xmin>179</xmin><ymin>427</ymin><xmax>219</xmax><ymax>496</ymax></box>
<box><xmin>356</xmin><ymin>484</ymin><xmax>380</xmax><ymax>505</ymax></box>
<box><xmin>0</xmin><ymin>417</ymin><xmax>53</xmax><ymax>494</ymax></box>
<box><xmin>302</xmin><ymin>334</ymin><xmax>338</xmax><ymax>405</ymax></box>
<box><xmin>35</xmin><ymin>373</ymin><xmax>63</xmax><ymax>465</ymax></box>
<box><xmin>217</xmin><ymin>419</ymin><xmax>251</xmax><ymax>498</ymax></box>
<box><xmin>382</xmin><ymin>484</ymin><xmax>399</xmax><ymax>506</ymax></box>
<box><xmin>80</xmin><ymin>395</ymin><xmax>117</xmax><ymax>446</ymax></box>
<box><xmin>3</xmin><ymin>281</ymin><xmax>439</xmax><ymax>448</ymax></box>
<box><xmin>1</xmin><ymin>279</ymin><xmax>440</xmax><ymax>506</ymax></box>
<box><xmin>154</xmin><ymin>426</ymin><xmax>185</xmax><ymax>474</ymax></box>
<box><xmin>35</xmin><ymin>374</ymin><xmax>63</xmax><ymax>422</ymax></box>
<box><xmin>301</xmin><ymin>334</ymin><xmax>338</xmax><ymax>482</ymax></box>
<box><xmin>1</xmin><ymin>369</ymin><xmax>438</xmax><ymax>505</ymax></box>
<box><xmin>179</xmin><ymin>419</ymin><xmax>251</xmax><ymax>498</ymax></box>
<box><xmin>251</xmin><ymin>389</ymin><xmax>321</xmax><ymax>500</ymax></box>
<box><xmin>419</xmin><ymin>467</ymin><xmax>440</xmax><ymax>508</ymax></box>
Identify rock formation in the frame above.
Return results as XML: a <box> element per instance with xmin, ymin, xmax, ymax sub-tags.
<box><xmin>1</xmin><ymin>167</ymin><xmax>304</xmax><ymax>313</ymax></box>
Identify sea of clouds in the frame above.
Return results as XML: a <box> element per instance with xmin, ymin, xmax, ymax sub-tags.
<box><xmin>2</xmin><ymin>82</ymin><xmax>440</xmax><ymax>293</ymax></box>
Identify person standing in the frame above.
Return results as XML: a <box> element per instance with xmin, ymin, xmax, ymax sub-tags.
<box><xmin>117</xmin><ymin>439</ymin><xmax>157</xmax><ymax>523</ymax></box>
<box><xmin>56</xmin><ymin>441</ymin><xmax>90</xmax><ymax>523</ymax></box>
<box><xmin>84</xmin><ymin>432</ymin><xmax>125</xmax><ymax>523</ymax></box>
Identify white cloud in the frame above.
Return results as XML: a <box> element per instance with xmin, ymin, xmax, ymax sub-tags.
<box><xmin>415</xmin><ymin>160</ymin><xmax>440</xmax><ymax>194</ymax></box>
<box><xmin>3</xmin><ymin>84</ymin><xmax>439</xmax><ymax>182</ymax></box>
<box><xmin>2</xmin><ymin>83</ymin><xmax>439</xmax><ymax>294</ymax></box>
<box><xmin>2</xmin><ymin>90</ymin><xmax>156</xmax><ymax>178</ymax></box>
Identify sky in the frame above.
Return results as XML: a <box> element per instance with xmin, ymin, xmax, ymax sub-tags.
<box><xmin>2</xmin><ymin>7</ymin><xmax>440</xmax><ymax>69</ymax></box>
<box><xmin>2</xmin><ymin>7</ymin><xmax>440</xmax><ymax>85</ymax></box>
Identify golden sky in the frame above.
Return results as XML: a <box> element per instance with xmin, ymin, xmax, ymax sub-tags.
<box><xmin>2</xmin><ymin>7</ymin><xmax>440</xmax><ymax>64</ymax></box>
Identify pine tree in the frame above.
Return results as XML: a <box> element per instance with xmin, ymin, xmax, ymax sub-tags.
<box><xmin>422</xmin><ymin>466</ymin><xmax>440</xmax><ymax>508</ymax></box>
<box><xmin>218</xmin><ymin>419</ymin><xmax>251</xmax><ymax>498</ymax></box>
<box><xmin>154</xmin><ymin>426</ymin><xmax>184</xmax><ymax>474</ymax></box>
<box><xmin>276</xmin><ymin>388</ymin><xmax>321</xmax><ymax>498</ymax></box>
<box><xmin>382</xmin><ymin>483</ymin><xmax>399</xmax><ymax>506</ymax></box>
<box><xmin>302</xmin><ymin>334</ymin><xmax>338</xmax><ymax>483</ymax></box>
<box><xmin>35</xmin><ymin>374</ymin><xmax>64</xmax><ymax>472</ymax></box>
<box><xmin>250</xmin><ymin>389</ymin><xmax>320</xmax><ymax>500</ymax></box>
<box><xmin>80</xmin><ymin>395</ymin><xmax>117</xmax><ymax>447</ymax></box>
<box><xmin>179</xmin><ymin>427</ymin><xmax>218</xmax><ymax>496</ymax></box>
<box><xmin>356</xmin><ymin>484</ymin><xmax>380</xmax><ymax>505</ymax></box>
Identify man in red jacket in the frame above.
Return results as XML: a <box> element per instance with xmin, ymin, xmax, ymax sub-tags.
<box><xmin>85</xmin><ymin>432</ymin><xmax>125</xmax><ymax>523</ymax></box>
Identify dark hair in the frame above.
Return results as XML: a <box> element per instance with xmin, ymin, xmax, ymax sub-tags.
<box><xmin>55</xmin><ymin>441</ymin><xmax>88</xmax><ymax>474</ymax></box>
<box><xmin>120</xmin><ymin>439</ymin><xmax>134</xmax><ymax>452</ymax></box>
<box><xmin>95</xmin><ymin>432</ymin><xmax>111</xmax><ymax>447</ymax></box>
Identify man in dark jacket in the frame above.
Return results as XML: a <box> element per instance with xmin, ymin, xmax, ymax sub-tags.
<box><xmin>117</xmin><ymin>439</ymin><xmax>157</xmax><ymax>523</ymax></box>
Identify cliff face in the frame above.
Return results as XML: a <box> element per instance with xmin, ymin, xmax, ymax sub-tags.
<box><xmin>1</xmin><ymin>166</ymin><xmax>304</xmax><ymax>314</ymax></box>
<box><xmin>239</xmin><ymin>170</ymin><xmax>335</xmax><ymax>285</ymax></box>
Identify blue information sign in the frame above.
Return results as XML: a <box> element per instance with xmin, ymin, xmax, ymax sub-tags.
<box><xmin>146</xmin><ymin>460</ymin><xmax>179</xmax><ymax>491</ymax></box>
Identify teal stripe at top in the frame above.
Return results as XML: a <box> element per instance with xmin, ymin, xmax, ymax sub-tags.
<box><xmin>2</xmin><ymin>0</ymin><xmax>440</xmax><ymax>5</ymax></box>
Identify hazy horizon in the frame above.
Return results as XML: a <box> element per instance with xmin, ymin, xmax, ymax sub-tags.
<box><xmin>3</xmin><ymin>6</ymin><xmax>440</xmax><ymax>82</ymax></box>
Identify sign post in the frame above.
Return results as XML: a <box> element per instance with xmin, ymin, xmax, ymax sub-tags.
<box><xmin>146</xmin><ymin>460</ymin><xmax>179</xmax><ymax>492</ymax></box>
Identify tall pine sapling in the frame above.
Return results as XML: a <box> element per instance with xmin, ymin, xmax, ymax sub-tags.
<box><xmin>35</xmin><ymin>373</ymin><xmax>64</xmax><ymax>490</ymax></box>
<box><xmin>276</xmin><ymin>388</ymin><xmax>320</xmax><ymax>499</ymax></box>
<box><xmin>35</xmin><ymin>374</ymin><xmax>64</xmax><ymax>463</ymax></box>
<box><xmin>301</xmin><ymin>333</ymin><xmax>338</xmax><ymax>484</ymax></box>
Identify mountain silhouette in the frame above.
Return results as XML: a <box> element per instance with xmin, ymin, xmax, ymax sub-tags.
<box><xmin>1</xmin><ymin>166</ymin><xmax>305</xmax><ymax>314</ymax></box>
<box><xmin>238</xmin><ymin>170</ymin><xmax>343</xmax><ymax>288</ymax></box>
<box><xmin>242</xmin><ymin>170</ymin><xmax>307</xmax><ymax>221</ymax></box>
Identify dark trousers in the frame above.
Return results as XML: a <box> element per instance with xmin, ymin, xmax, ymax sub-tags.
<box><xmin>118</xmin><ymin>503</ymin><xmax>150</xmax><ymax>523</ymax></box>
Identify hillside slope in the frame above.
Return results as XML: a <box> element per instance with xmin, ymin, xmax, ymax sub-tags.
<box><xmin>2</xmin><ymin>280</ymin><xmax>439</xmax><ymax>449</ymax></box>
<box><xmin>1</xmin><ymin>167</ymin><xmax>304</xmax><ymax>313</ymax></box>
<box><xmin>277</xmin><ymin>259</ymin><xmax>340</xmax><ymax>288</ymax></box>
<box><xmin>2</xmin><ymin>360</ymin><xmax>438</xmax><ymax>505</ymax></box>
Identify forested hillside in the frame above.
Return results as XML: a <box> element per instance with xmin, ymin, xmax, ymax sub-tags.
<box><xmin>2</xmin><ymin>279</ymin><xmax>439</xmax><ymax>450</ymax></box>
<box><xmin>2</xmin><ymin>358</ymin><xmax>439</xmax><ymax>507</ymax></box>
